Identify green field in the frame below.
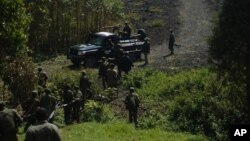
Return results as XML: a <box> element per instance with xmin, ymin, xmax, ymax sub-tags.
<box><xmin>60</xmin><ymin>121</ymin><xmax>207</xmax><ymax>141</ymax></box>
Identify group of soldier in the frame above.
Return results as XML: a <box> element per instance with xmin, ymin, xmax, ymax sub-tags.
<box><xmin>0</xmin><ymin>22</ymin><xmax>150</xmax><ymax>141</ymax></box>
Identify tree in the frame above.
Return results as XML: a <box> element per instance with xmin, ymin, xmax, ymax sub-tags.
<box><xmin>0</xmin><ymin>0</ymin><xmax>36</xmax><ymax>104</ymax></box>
<box><xmin>209</xmin><ymin>0</ymin><xmax>250</xmax><ymax>122</ymax></box>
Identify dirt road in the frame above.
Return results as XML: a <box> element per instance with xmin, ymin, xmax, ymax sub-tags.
<box><xmin>140</xmin><ymin>0</ymin><xmax>214</xmax><ymax>71</ymax></box>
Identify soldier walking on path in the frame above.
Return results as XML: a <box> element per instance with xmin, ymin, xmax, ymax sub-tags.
<box><xmin>62</xmin><ymin>85</ymin><xmax>73</xmax><ymax>124</ymax></box>
<box><xmin>39</xmin><ymin>89</ymin><xmax>56</xmax><ymax>123</ymax></box>
<box><xmin>124</xmin><ymin>87</ymin><xmax>140</xmax><ymax>128</ymax></box>
<box><xmin>142</xmin><ymin>38</ymin><xmax>150</xmax><ymax>65</ymax></box>
<box><xmin>168</xmin><ymin>29</ymin><xmax>175</xmax><ymax>55</ymax></box>
<box><xmin>80</xmin><ymin>70</ymin><xmax>92</xmax><ymax>100</ymax></box>
<box><xmin>37</xmin><ymin>67</ymin><xmax>48</xmax><ymax>88</ymax></box>
<box><xmin>24</xmin><ymin>107</ymin><xmax>61</xmax><ymax>141</ymax></box>
<box><xmin>22</xmin><ymin>91</ymin><xmax>40</xmax><ymax>132</ymax></box>
<box><xmin>0</xmin><ymin>101</ymin><xmax>23</xmax><ymax>141</ymax></box>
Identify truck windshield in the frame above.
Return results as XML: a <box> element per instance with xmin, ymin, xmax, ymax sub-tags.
<box><xmin>88</xmin><ymin>35</ymin><xmax>104</xmax><ymax>46</ymax></box>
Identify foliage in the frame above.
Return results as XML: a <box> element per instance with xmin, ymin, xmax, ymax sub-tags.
<box><xmin>0</xmin><ymin>0</ymin><xmax>30</xmax><ymax>58</ymax></box>
<box><xmin>122</xmin><ymin>68</ymin><xmax>247</xmax><ymax>140</ymax></box>
<box><xmin>0</xmin><ymin>0</ymin><xmax>34</xmax><ymax>104</ymax></box>
<box><xmin>1</xmin><ymin>57</ymin><xmax>36</xmax><ymax>104</ymax></box>
<box><xmin>208</xmin><ymin>0</ymin><xmax>249</xmax><ymax>82</ymax></box>
<box><xmin>82</xmin><ymin>100</ymin><xmax>114</xmax><ymax>123</ymax></box>
<box><xmin>25</xmin><ymin>0</ymin><xmax>124</xmax><ymax>54</ymax></box>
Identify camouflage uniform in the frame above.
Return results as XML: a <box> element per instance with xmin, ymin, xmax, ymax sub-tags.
<box><xmin>124</xmin><ymin>87</ymin><xmax>140</xmax><ymax>127</ymax></box>
<box><xmin>79</xmin><ymin>71</ymin><xmax>92</xmax><ymax>100</ymax></box>
<box><xmin>37</xmin><ymin>68</ymin><xmax>48</xmax><ymax>88</ymax></box>
<box><xmin>39</xmin><ymin>89</ymin><xmax>56</xmax><ymax>123</ymax></box>
<box><xmin>0</xmin><ymin>102</ymin><xmax>22</xmax><ymax>141</ymax></box>
<box><xmin>22</xmin><ymin>91</ymin><xmax>40</xmax><ymax>132</ymax></box>
<box><xmin>62</xmin><ymin>86</ymin><xmax>73</xmax><ymax>124</ymax></box>
<box><xmin>142</xmin><ymin>38</ymin><xmax>150</xmax><ymax>65</ymax></box>
<box><xmin>168</xmin><ymin>30</ymin><xmax>175</xmax><ymax>54</ymax></box>
<box><xmin>123</xmin><ymin>22</ymin><xmax>131</xmax><ymax>38</ymax></box>
<box><xmin>72</xmin><ymin>87</ymin><xmax>82</xmax><ymax>123</ymax></box>
<box><xmin>98</xmin><ymin>58</ymin><xmax>108</xmax><ymax>89</ymax></box>
<box><xmin>106</xmin><ymin>64</ymin><xmax>118</xmax><ymax>88</ymax></box>
<box><xmin>24</xmin><ymin>108</ymin><xmax>61</xmax><ymax>141</ymax></box>
<box><xmin>120</xmin><ymin>53</ymin><xmax>133</xmax><ymax>74</ymax></box>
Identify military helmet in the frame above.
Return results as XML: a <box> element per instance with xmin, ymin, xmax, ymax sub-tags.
<box><xmin>44</xmin><ymin>88</ymin><xmax>51</xmax><ymax>94</ymax></box>
<box><xmin>0</xmin><ymin>101</ymin><xmax>6</xmax><ymax>109</ymax></box>
<box><xmin>81</xmin><ymin>70</ymin><xmax>86</xmax><ymax>75</ymax></box>
<box><xmin>38</xmin><ymin>67</ymin><xmax>42</xmax><ymax>71</ymax></box>
<box><xmin>31</xmin><ymin>90</ymin><xmax>37</xmax><ymax>97</ymax></box>
<box><xmin>129</xmin><ymin>87</ymin><xmax>135</xmax><ymax>92</ymax></box>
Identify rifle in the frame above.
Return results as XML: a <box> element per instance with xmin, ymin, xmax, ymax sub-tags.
<box><xmin>174</xmin><ymin>44</ymin><xmax>182</xmax><ymax>50</ymax></box>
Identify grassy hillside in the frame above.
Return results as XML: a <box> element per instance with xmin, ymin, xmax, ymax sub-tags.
<box><xmin>61</xmin><ymin>121</ymin><xmax>208</xmax><ymax>141</ymax></box>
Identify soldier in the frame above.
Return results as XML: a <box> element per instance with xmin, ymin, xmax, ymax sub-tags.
<box><xmin>168</xmin><ymin>29</ymin><xmax>175</xmax><ymax>55</ymax></box>
<box><xmin>120</xmin><ymin>52</ymin><xmax>133</xmax><ymax>74</ymax></box>
<box><xmin>124</xmin><ymin>87</ymin><xmax>140</xmax><ymax>128</ymax></box>
<box><xmin>79</xmin><ymin>70</ymin><xmax>92</xmax><ymax>100</ymax></box>
<box><xmin>39</xmin><ymin>89</ymin><xmax>56</xmax><ymax>123</ymax></box>
<box><xmin>0</xmin><ymin>101</ymin><xmax>22</xmax><ymax>141</ymax></box>
<box><xmin>137</xmin><ymin>29</ymin><xmax>147</xmax><ymax>41</ymax></box>
<box><xmin>98</xmin><ymin>57</ymin><xmax>108</xmax><ymax>89</ymax></box>
<box><xmin>62</xmin><ymin>85</ymin><xmax>73</xmax><ymax>124</ymax></box>
<box><xmin>24</xmin><ymin>107</ymin><xmax>61</xmax><ymax>141</ymax></box>
<box><xmin>37</xmin><ymin>67</ymin><xmax>48</xmax><ymax>88</ymax></box>
<box><xmin>142</xmin><ymin>38</ymin><xmax>150</xmax><ymax>65</ymax></box>
<box><xmin>122</xmin><ymin>22</ymin><xmax>131</xmax><ymax>38</ymax></box>
<box><xmin>106</xmin><ymin>63</ymin><xmax>118</xmax><ymax>88</ymax></box>
<box><xmin>72</xmin><ymin>86</ymin><xmax>83</xmax><ymax>123</ymax></box>
<box><xmin>22</xmin><ymin>91</ymin><xmax>40</xmax><ymax>132</ymax></box>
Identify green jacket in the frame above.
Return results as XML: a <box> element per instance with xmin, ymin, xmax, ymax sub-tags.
<box><xmin>25</xmin><ymin>120</ymin><xmax>61</xmax><ymax>141</ymax></box>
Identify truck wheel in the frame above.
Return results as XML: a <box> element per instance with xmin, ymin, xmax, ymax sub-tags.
<box><xmin>85</xmin><ymin>57</ymin><xmax>98</xmax><ymax>68</ymax></box>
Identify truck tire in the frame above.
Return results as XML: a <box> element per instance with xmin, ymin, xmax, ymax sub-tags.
<box><xmin>85</xmin><ymin>57</ymin><xmax>98</xmax><ymax>68</ymax></box>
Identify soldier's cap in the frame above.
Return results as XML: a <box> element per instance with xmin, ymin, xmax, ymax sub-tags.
<box><xmin>36</xmin><ymin>107</ymin><xmax>48</xmax><ymax>121</ymax></box>
<box><xmin>129</xmin><ymin>87</ymin><xmax>135</xmax><ymax>91</ymax></box>
<box><xmin>38</xmin><ymin>67</ymin><xmax>42</xmax><ymax>71</ymax></box>
<box><xmin>0</xmin><ymin>101</ymin><xmax>6</xmax><ymax>108</ymax></box>
<box><xmin>81</xmin><ymin>70</ymin><xmax>86</xmax><ymax>75</ymax></box>
<box><xmin>44</xmin><ymin>88</ymin><xmax>51</xmax><ymax>94</ymax></box>
<box><xmin>31</xmin><ymin>90</ymin><xmax>38</xmax><ymax>96</ymax></box>
<box><xmin>145</xmin><ymin>37</ymin><xmax>150</xmax><ymax>41</ymax></box>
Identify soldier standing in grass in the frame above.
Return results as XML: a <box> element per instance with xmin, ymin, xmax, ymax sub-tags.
<box><xmin>79</xmin><ymin>70</ymin><xmax>92</xmax><ymax>100</ymax></box>
<box><xmin>124</xmin><ymin>87</ymin><xmax>140</xmax><ymax>128</ymax></box>
<box><xmin>106</xmin><ymin>63</ymin><xmax>118</xmax><ymax>88</ymax></box>
<box><xmin>168</xmin><ymin>29</ymin><xmax>175</xmax><ymax>55</ymax></box>
<box><xmin>24</xmin><ymin>107</ymin><xmax>61</xmax><ymax>141</ymax></box>
<box><xmin>98</xmin><ymin>57</ymin><xmax>108</xmax><ymax>89</ymax></box>
<box><xmin>22</xmin><ymin>91</ymin><xmax>40</xmax><ymax>132</ymax></box>
<box><xmin>72</xmin><ymin>86</ymin><xmax>82</xmax><ymax>123</ymax></box>
<box><xmin>0</xmin><ymin>101</ymin><xmax>22</xmax><ymax>141</ymax></box>
<box><xmin>37</xmin><ymin>67</ymin><xmax>48</xmax><ymax>88</ymax></box>
<box><xmin>39</xmin><ymin>89</ymin><xmax>56</xmax><ymax>123</ymax></box>
<box><xmin>62</xmin><ymin>85</ymin><xmax>73</xmax><ymax>125</ymax></box>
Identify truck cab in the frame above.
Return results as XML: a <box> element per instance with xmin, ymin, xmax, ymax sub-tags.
<box><xmin>68</xmin><ymin>31</ymin><xmax>146</xmax><ymax>67</ymax></box>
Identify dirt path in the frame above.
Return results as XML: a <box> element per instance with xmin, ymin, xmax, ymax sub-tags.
<box><xmin>145</xmin><ymin>0</ymin><xmax>213</xmax><ymax>71</ymax></box>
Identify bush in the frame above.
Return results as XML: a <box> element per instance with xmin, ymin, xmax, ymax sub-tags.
<box><xmin>122</xmin><ymin>68</ymin><xmax>247</xmax><ymax>140</ymax></box>
<box><xmin>82</xmin><ymin>100</ymin><xmax>115</xmax><ymax>123</ymax></box>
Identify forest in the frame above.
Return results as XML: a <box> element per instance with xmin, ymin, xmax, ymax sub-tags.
<box><xmin>0</xmin><ymin>0</ymin><xmax>249</xmax><ymax>140</ymax></box>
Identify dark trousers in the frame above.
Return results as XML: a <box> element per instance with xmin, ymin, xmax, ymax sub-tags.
<box><xmin>128</xmin><ymin>109</ymin><xmax>138</xmax><ymax>127</ymax></box>
<box><xmin>101</xmin><ymin>76</ymin><xmax>106</xmax><ymax>89</ymax></box>
<box><xmin>144</xmin><ymin>53</ymin><xmax>148</xmax><ymax>64</ymax></box>
<box><xmin>73</xmin><ymin>101</ymin><xmax>81</xmax><ymax>123</ymax></box>
<box><xmin>64</xmin><ymin>105</ymin><xmax>72</xmax><ymax>124</ymax></box>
